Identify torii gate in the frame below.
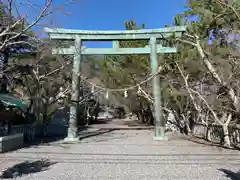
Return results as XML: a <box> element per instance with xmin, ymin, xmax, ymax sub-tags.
<box><xmin>44</xmin><ymin>26</ymin><xmax>186</xmax><ymax>142</ymax></box>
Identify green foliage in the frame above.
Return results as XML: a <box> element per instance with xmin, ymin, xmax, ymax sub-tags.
<box><xmin>7</xmin><ymin>39</ymin><xmax>72</xmax><ymax>115</ymax></box>
<box><xmin>90</xmin><ymin>0</ymin><xmax>240</xmax><ymax>128</ymax></box>
<box><xmin>87</xmin><ymin>20</ymin><xmax>154</xmax><ymax>116</ymax></box>
<box><xmin>0</xmin><ymin>8</ymin><xmax>36</xmax><ymax>53</ymax></box>
<box><xmin>91</xmin><ymin>19</ymin><xmax>191</xmax><ymax>118</ymax></box>
<box><xmin>175</xmin><ymin>0</ymin><xmax>240</xmax><ymax>125</ymax></box>
<box><xmin>0</xmin><ymin>3</ymin><xmax>6</xmax><ymax>17</ymax></box>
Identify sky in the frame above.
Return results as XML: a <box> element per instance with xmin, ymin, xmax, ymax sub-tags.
<box><xmin>52</xmin><ymin>0</ymin><xmax>187</xmax><ymax>30</ymax></box>
<box><xmin>14</xmin><ymin>0</ymin><xmax>187</xmax><ymax>47</ymax></box>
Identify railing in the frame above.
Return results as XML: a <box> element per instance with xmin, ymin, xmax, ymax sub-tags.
<box><xmin>0</xmin><ymin>125</ymin><xmax>40</xmax><ymax>141</ymax></box>
<box><xmin>0</xmin><ymin>123</ymin><xmax>68</xmax><ymax>141</ymax></box>
<box><xmin>192</xmin><ymin>123</ymin><xmax>240</xmax><ymax>145</ymax></box>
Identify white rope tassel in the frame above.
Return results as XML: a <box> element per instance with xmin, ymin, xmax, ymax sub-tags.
<box><xmin>137</xmin><ymin>86</ymin><xmax>141</xmax><ymax>95</ymax></box>
<box><xmin>124</xmin><ymin>89</ymin><xmax>128</xmax><ymax>98</ymax></box>
<box><xmin>91</xmin><ymin>84</ymin><xmax>95</xmax><ymax>93</ymax></box>
<box><xmin>105</xmin><ymin>91</ymin><xmax>109</xmax><ymax>99</ymax></box>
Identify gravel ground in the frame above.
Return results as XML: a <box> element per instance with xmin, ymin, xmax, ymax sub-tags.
<box><xmin>0</xmin><ymin>130</ymin><xmax>239</xmax><ymax>180</ymax></box>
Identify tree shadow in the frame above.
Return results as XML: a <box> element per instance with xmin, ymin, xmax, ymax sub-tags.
<box><xmin>218</xmin><ymin>169</ymin><xmax>240</xmax><ymax>180</ymax></box>
<box><xmin>122</xmin><ymin>120</ymin><xmax>154</xmax><ymax>127</ymax></box>
<box><xmin>0</xmin><ymin>159</ymin><xmax>57</xmax><ymax>179</ymax></box>
<box><xmin>91</xmin><ymin>117</ymin><xmax>116</xmax><ymax>124</ymax></box>
<box><xmin>81</xmin><ymin>130</ymin><xmax>135</xmax><ymax>143</ymax></box>
<box><xmin>23</xmin><ymin>126</ymin><xmax>89</xmax><ymax>148</ymax></box>
<box><xmin>78</xmin><ymin>128</ymin><xmax>115</xmax><ymax>141</ymax></box>
<box><xmin>23</xmin><ymin>135</ymin><xmax>67</xmax><ymax>148</ymax></box>
<box><xmin>184</xmin><ymin>135</ymin><xmax>240</xmax><ymax>151</ymax></box>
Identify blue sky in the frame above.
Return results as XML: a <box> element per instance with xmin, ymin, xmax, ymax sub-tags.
<box><xmin>16</xmin><ymin>0</ymin><xmax>187</xmax><ymax>47</ymax></box>
<box><xmin>52</xmin><ymin>0</ymin><xmax>187</xmax><ymax>30</ymax></box>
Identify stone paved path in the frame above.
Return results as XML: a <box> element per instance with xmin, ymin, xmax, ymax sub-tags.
<box><xmin>0</xmin><ymin>130</ymin><xmax>239</xmax><ymax>180</ymax></box>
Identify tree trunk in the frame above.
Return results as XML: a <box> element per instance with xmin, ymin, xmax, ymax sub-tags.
<box><xmin>35</xmin><ymin>81</ymin><xmax>41</xmax><ymax>124</ymax></box>
<box><xmin>146</xmin><ymin>110</ymin><xmax>154</xmax><ymax>125</ymax></box>
<box><xmin>196</xmin><ymin>40</ymin><xmax>239</xmax><ymax>111</ymax></box>
<box><xmin>236</xmin><ymin>130</ymin><xmax>240</xmax><ymax>144</ymax></box>
<box><xmin>237</xmin><ymin>131</ymin><xmax>240</xmax><ymax>144</ymax></box>
<box><xmin>185</xmin><ymin>122</ymin><xmax>191</xmax><ymax>135</ymax></box>
<box><xmin>42</xmin><ymin>101</ymin><xmax>48</xmax><ymax>137</ymax></box>
<box><xmin>232</xmin><ymin>129</ymin><xmax>240</xmax><ymax>145</ymax></box>
<box><xmin>206</xmin><ymin>126</ymin><xmax>212</xmax><ymax>141</ymax></box>
<box><xmin>93</xmin><ymin>102</ymin><xmax>100</xmax><ymax>121</ymax></box>
<box><xmin>86</xmin><ymin>107</ymin><xmax>90</xmax><ymax>125</ymax></box>
<box><xmin>222</xmin><ymin>124</ymin><xmax>231</xmax><ymax>147</ymax></box>
<box><xmin>138</xmin><ymin>111</ymin><xmax>145</xmax><ymax>123</ymax></box>
<box><xmin>0</xmin><ymin>51</ymin><xmax>9</xmax><ymax>93</ymax></box>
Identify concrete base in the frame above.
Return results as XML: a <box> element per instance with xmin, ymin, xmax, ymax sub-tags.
<box><xmin>0</xmin><ymin>133</ymin><xmax>24</xmax><ymax>153</ymax></box>
<box><xmin>153</xmin><ymin>126</ymin><xmax>168</xmax><ymax>141</ymax></box>
<box><xmin>153</xmin><ymin>136</ymin><xmax>168</xmax><ymax>141</ymax></box>
<box><xmin>62</xmin><ymin>137</ymin><xmax>80</xmax><ymax>144</ymax></box>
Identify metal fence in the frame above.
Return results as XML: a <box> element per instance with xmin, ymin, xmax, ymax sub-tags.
<box><xmin>0</xmin><ymin>124</ymin><xmax>68</xmax><ymax>141</ymax></box>
<box><xmin>192</xmin><ymin>123</ymin><xmax>240</xmax><ymax>145</ymax></box>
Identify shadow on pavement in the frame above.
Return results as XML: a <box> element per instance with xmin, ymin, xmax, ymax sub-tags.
<box><xmin>78</xmin><ymin>129</ymin><xmax>116</xmax><ymax>141</ymax></box>
<box><xmin>218</xmin><ymin>169</ymin><xmax>240</xmax><ymax>180</ymax></box>
<box><xmin>184</xmin><ymin>135</ymin><xmax>240</xmax><ymax>151</ymax></box>
<box><xmin>23</xmin><ymin>126</ymin><xmax>89</xmax><ymax>147</ymax></box>
<box><xmin>91</xmin><ymin>117</ymin><xmax>116</xmax><ymax>124</ymax></box>
<box><xmin>24</xmin><ymin>136</ymin><xmax>65</xmax><ymax>146</ymax></box>
<box><xmin>0</xmin><ymin>159</ymin><xmax>57</xmax><ymax>179</ymax></box>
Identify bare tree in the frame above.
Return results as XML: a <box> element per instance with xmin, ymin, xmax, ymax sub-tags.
<box><xmin>0</xmin><ymin>0</ymin><xmax>82</xmax><ymax>138</ymax></box>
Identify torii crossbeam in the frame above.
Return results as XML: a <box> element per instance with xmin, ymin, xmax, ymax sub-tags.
<box><xmin>45</xmin><ymin>26</ymin><xmax>186</xmax><ymax>142</ymax></box>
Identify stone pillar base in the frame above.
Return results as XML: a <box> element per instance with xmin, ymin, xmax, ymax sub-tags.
<box><xmin>63</xmin><ymin>137</ymin><xmax>79</xmax><ymax>144</ymax></box>
<box><xmin>153</xmin><ymin>126</ymin><xmax>168</xmax><ymax>141</ymax></box>
<box><xmin>153</xmin><ymin>136</ymin><xmax>168</xmax><ymax>141</ymax></box>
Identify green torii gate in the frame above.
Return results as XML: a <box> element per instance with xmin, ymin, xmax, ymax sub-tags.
<box><xmin>44</xmin><ymin>26</ymin><xmax>186</xmax><ymax>142</ymax></box>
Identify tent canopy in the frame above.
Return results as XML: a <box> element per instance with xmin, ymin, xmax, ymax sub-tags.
<box><xmin>0</xmin><ymin>93</ymin><xmax>27</xmax><ymax>109</ymax></box>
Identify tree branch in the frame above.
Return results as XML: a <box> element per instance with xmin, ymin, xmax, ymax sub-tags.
<box><xmin>215</xmin><ymin>0</ymin><xmax>240</xmax><ymax>21</ymax></box>
<box><xmin>0</xmin><ymin>0</ymin><xmax>53</xmax><ymax>51</ymax></box>
<box><xmin>175</xmin><ymin>62</ymin><xmax>202</xmax><ymax>113</ymax></box>
<box><xmin>177</xmin><ymin>34</ymin><xmax>239</xmax><ymax>111</ymax></box>
<box><xmin>190</xmin><ymin>88</ymin><xmax>223</xmax><ymax>125</ymax></box>
<box><xmin>39</xmin><ymin>60</ymin><xmax>71</xmax><ymax>80</ymax></box>
<box><xmin>49</xmin><ymin>87</ymin><xmax>70</xmax><ymax>105</ymax></box>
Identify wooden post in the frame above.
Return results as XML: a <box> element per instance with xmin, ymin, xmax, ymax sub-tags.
<box><xmin>65</xmin><ymin>37</ymin><xmax>82</xmax><ymax>141</ymax></box>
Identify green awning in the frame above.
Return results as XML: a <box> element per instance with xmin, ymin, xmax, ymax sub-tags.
<box><xmin>0</xmin><ymin>93</ymin><xmax>27</xmax><ymax>109</ymax></box>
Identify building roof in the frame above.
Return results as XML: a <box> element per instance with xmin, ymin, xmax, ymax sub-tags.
<box><xmin>0</xmin><ymin>93</ymin><xmax>27</xmax><ymax>109</ymax></box>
